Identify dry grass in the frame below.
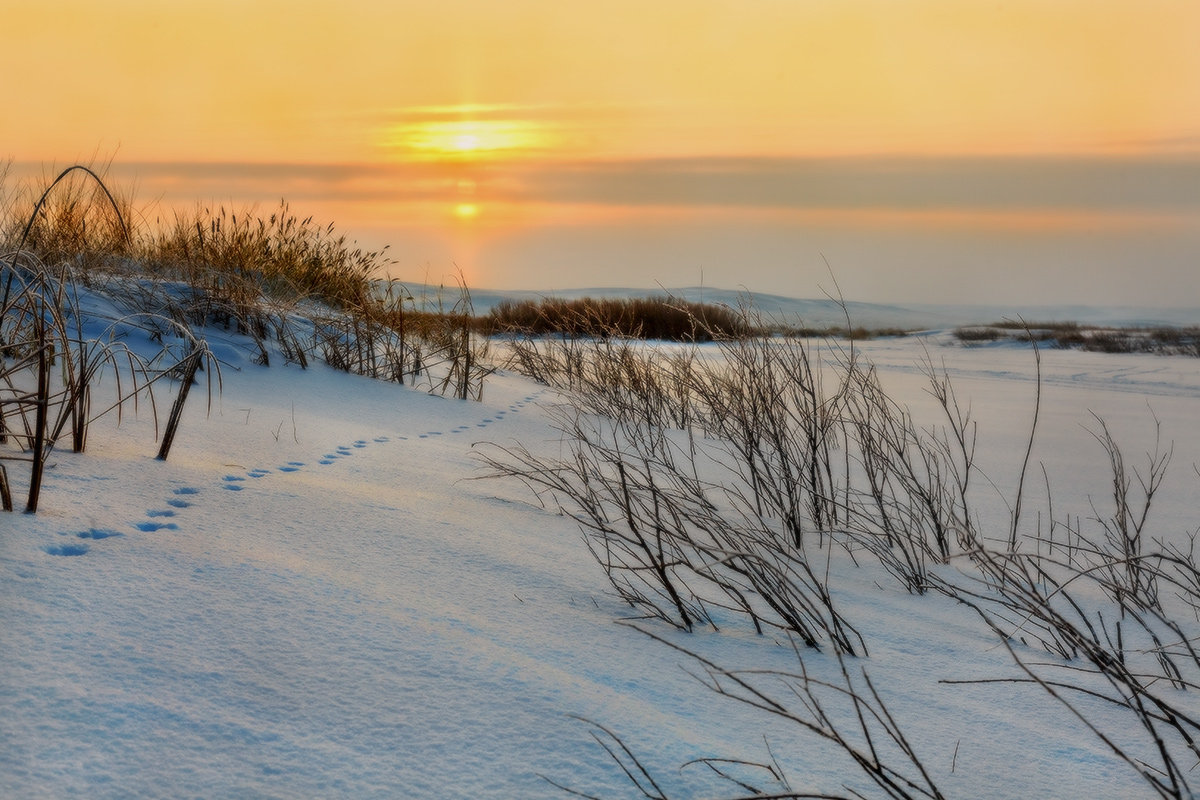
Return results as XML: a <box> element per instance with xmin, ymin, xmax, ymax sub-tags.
<box><xmin>3</xmin><ymin>164</ymin><xmax>491</xmax><ymax>391</ymax></box>
<box><xmin>141</xmin><ymin>202</ymin><xmax>383</xmax><ymax>311</ymax></box>
<box><xmin>1</xmin><ymin>160</ymin><xmax>134</xmax><ymax>271</ymax></box>
<box><xmin>482</xmin><ymin>295</ymin><xmax>751</xmax><ymax>341</ymax></box>
<box><xmin>2</xmin><ymin>163</ymin><xmax>492</xmax><ymax>512</ymax></box>
<box><xmin>482</xmin><ymin>296</ymin><xmax>916</xmax><ymax>342</ymax></box>
<box><xmin>2</xmin><ymin>165</ymin><xmax>217</xmax><ymax>511</ymax></box>
<box><xmin>955</xmin><ymin>322</ymin><xmax>1199</xmax><ymax>356</ymax></box>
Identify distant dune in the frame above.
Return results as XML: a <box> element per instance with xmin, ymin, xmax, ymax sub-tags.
<box><xmin>401</xmin><ymin>283</ymin><xmax>1200</xmax><ymax>331</ymax></box>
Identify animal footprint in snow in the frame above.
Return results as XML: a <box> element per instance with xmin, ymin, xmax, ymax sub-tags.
<box><xmin>133</xmin><ymin>521</ymin><xmax>179</xmax><ymax>532</ymax></box>
<box><xmin>45</xmin><ymin>543</ymin><xmax>89</xmax><ymax>556</ymax></box>
<box><xmin>146</xmin><ymin>509</ymin><xmax>176</xmax><ymax>518</ymax></box>
<box><xmin>222</xmin><ymin>475</ymin><xmax>245</xmax><ymax>490</ymax></box>
<box><xmin>277</xmin><ymin>462</ymin><xmax>304</xmax><ymax>472</ymax></box>
<box><xmin>167</xmin><ymin>499</ymin><xmax>191</xmax><ymax>508</ymax></box>
<box><xmin>76</xmin><ymin>528</ymin><xmax>121</xmax><ymax>540</ymax></box>
<box><xmin>173</xmin><ymin>487</ymin><xmax>200</xmax><ymax>495</ymax></box>
<box><xmin>248</xmin><ymin>469</ymin><xmax>271</xmax><ymax>478</ymax></box>
<box><xmin>373</xmin><ymin>436</ymin><xmax>389</xmax><ymax>443</ymax></box>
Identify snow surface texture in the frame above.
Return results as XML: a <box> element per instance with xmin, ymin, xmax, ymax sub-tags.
<box><xmin>4</xmin><ymin>324</ymin><xmax>1200</xmax><ymax>799</ymax></box>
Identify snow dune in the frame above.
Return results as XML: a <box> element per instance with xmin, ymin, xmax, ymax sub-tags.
<box><xmin>4</xmin><ymin>325</ymin><xmax>1200</xmax><ymax>799</ymax></box>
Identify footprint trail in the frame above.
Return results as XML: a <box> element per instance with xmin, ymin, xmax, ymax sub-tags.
<box><xmin>41</xmin><ymin>387</ymin><xmax>547</xmax><ymax>558</ymax></box>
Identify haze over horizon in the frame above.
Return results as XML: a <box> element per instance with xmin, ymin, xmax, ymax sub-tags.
<box><xmin>8</xmin><ymin>1</ymin><xmax>1199</xmax><ymax>307</ymax></box>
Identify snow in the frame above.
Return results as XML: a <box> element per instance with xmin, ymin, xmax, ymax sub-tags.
<box><xmin>4</xmin><ymin>314</ymin><xmax>1200</xmax><ymax>799</ymax></box>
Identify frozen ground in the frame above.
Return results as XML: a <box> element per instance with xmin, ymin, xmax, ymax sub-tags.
<box><xmin>3</xmin><ymin>323</ymin><xmax>1200</xmax><ymax>799</ymax></box>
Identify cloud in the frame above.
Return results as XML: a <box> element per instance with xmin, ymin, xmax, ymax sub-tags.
<box><xmin>15</xmin><ymin>155</ymin><xmax>1199</xmax><ymax>218</ymax></box>
<box><xmin>507</xmin><ymin>155</ymin><xmax>1200</xmax><ymax>213</ymax></box>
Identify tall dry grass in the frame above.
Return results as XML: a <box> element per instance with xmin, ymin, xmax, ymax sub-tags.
<box><xmin>2</xmin><ymin>163</ymin><xmax>491</xmax><ymax>512</ymax></box>
<box><xmin>1</xmin><ymin>165</ymin><xmax>217</xmax><ymax>511</ymax></box>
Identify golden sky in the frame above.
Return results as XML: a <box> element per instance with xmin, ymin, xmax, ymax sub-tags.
<box><xmin>6</xmin><ymin>0</ymin><xmax>1200</xmax><ymax>303</ymax></box>
<box><xmin>9</xmin><ymin>0</ymin><xmax>1200</xmax><ymax>163</ymax></box>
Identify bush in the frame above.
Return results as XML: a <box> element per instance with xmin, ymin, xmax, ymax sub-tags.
<box><xmin>482</xmin><ymin>295</ymin><xmax>751</xmax><ymax>341</ymax></box>
<box><xmin>486</xmin><ymin>312</ymin><xmax>1200</xmax><ymax>799</ymax></box>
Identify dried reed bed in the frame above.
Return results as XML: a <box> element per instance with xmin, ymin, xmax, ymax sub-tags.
<box><xmin>482</xmin><ymin>295</ymin><xmax>751</xmax><ymax>341</ymax></box>
<box><xmin>481</xmin><ymin>295</ymin><xmax>917</xmax><ymax>342</ymax></box>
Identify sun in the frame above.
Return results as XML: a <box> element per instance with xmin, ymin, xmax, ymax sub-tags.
<box><xmin>453</xmin><ymin>134</ymin><xmax>480</xmax><ymax>152</ymax></box>
<box><xmin>400</xmin><ymin>120</ymin><xmax>542</xmax><ymax>158</ymax></box>
<box><xmin>380</xmin><ymin>108</ymin><xmax>554</xmax><ymax>161</ymax></box>
<box><xmin>454</xmin><ymin>203</ymin><xmax>479</xmax><ymax>219</ymax></box>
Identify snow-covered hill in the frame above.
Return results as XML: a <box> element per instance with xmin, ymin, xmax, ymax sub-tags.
<box><xmin>4</xmin><ymin>309</ymin><xmax>1200</xmax><ymax>798</ymax></box>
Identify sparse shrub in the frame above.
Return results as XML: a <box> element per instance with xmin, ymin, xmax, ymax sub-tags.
<box><xmin>954</xmin><ymin>320</ymin><xmax>1200</xmax><ymax>357</ymax></box>
<box><xmin>953</xmin><ymin>326</ymin><xmax>1003</xmax><ymax>343</ymax></box>
<box><xmin>487</xmin><ymin>301</ymin><xmax>1200</xmax><ymax>800</ymax></box>
<box><xmin>990</xmin><ymin>319</ymin><xmax>1081</xmax><ymax>332</ymax></box>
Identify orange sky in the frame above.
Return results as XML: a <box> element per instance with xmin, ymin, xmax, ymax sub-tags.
<box><xmin>6</xmin><ymin>0</ymin><xmax>1200</xmax><ymax>304</ymax></box>
<box><xmin>9</xmin><ymin>0</ymin><xmax>1200</xmax><ymax>163</ymax></box>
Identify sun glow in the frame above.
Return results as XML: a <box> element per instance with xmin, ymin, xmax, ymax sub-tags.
<box><xmin>382</xmin><ymin>115</ymin><xmax>554</xmax><ymax>161</ymax></box>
